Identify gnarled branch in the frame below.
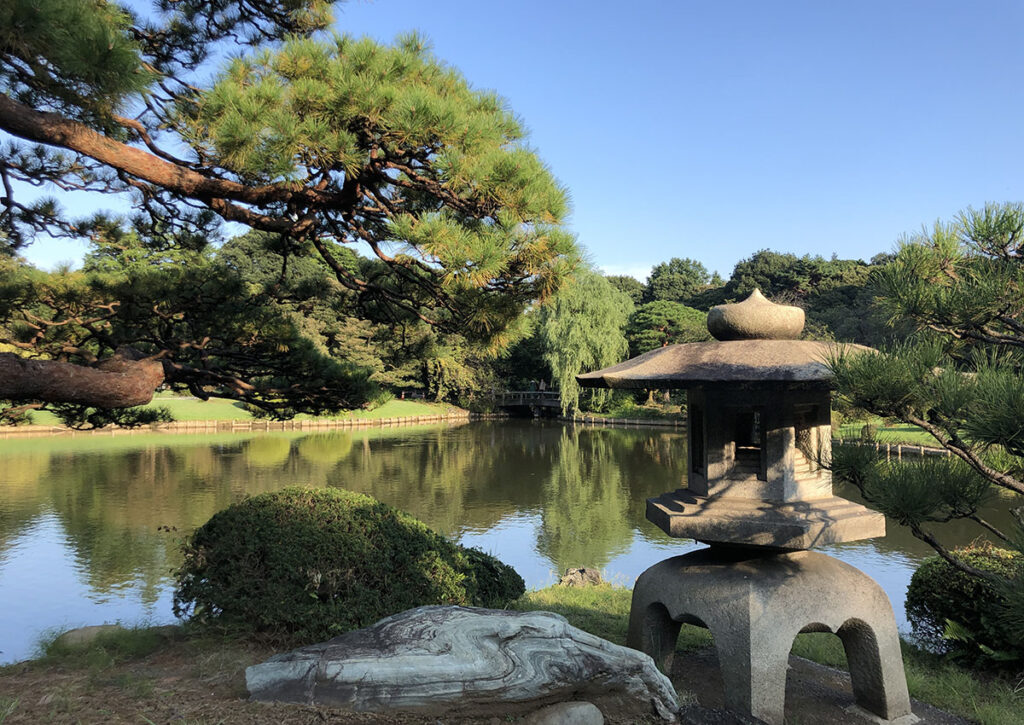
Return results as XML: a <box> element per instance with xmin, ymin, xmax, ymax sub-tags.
<box><xmin>0</xmin><ymin>351</ymin><xmax>165</xmax><ymax>408</ymax></box>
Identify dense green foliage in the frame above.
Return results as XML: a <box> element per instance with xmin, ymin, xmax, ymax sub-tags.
<box><xmin>642</xmin><ymin>257</ymin><xmax>710</xmax><ymax>303</ymax></box>
<box><xmin>685</xmin><ymin>249</ymin><xmax>893</xmax><ymax>344</ymax></box>
<box><xmin>625</xmin><ymin>301</ymin><xmax>710</xmax><ymax>356</ymax></box>
<box><xmin>830</xmin><ymin>205</ymin><xmax>1024</xmax><ymax>505</ymax></box>
<box><xmin>538</xmin><ymin>270</ymin><xmax>632</xmax><ymax>414</ymax></box>
<box><xmin>831</xmin><ymin>448</ymin><xmax>993</xmax><ymax>538</ymax></box>
<box><xmin>830</xmin><ymin>202</ymin><xmax>1024</xmax><ymax>664</ymax></box>
<box><xmin>1</xmin><ymin>234</ymin><xmax>383</xmax><ymax>421</ymax></box>
<box><xmin>173</xmin><ymin>487</ymin><xmax>525</xmax><ymax>643</ymax></box>
<box><xmin>0</xmin><ymin>0</ymin><xmax>578</xmax><ymax>420</ymax></box>
<box><xmin>605</xmin><ymin>274</ymin><xmax>645</xmax><ymax>304</ymax></box>
<box><xmin>906</xmin><ymin>544</ymin><xmax>1023</xmax><ymax>665</ymax></box>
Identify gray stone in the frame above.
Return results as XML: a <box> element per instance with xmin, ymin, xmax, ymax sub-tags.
<box><xmin>629</xmin><ymin>549</ymin><xmax>912</xmax><ymax>725</ymax></box>
<box><xmin>525</xmin><ymin>701</ymin><xmax>604</xmax><ymax>725</ymax></box>
<box><xmin>246</xmin><ymin>606</ymin><xmax>678</xmax><ymax>722</ymax></box>
<box><xmin>558</xmin><ymin>567</ymin><xmax>603</xmax><ymax>587</ymax></box>
<box><xmin>574</xmin><ymin>288</ymin><xmax>909</xmax><ymax>725</ymax></box>
<box><xmin>707</xmin><ymin>289</ymin><xmax>805</xmax><ymax>341</ymax></box>
<box><xmin>646</xmin><ymin>489</ymin><xmax>885</xmax><ymax>550</ymax></box>
<box><xmin>53</xmin><ymin>624</ymin><xmax>126</xmax><ymax>648</ymax></box>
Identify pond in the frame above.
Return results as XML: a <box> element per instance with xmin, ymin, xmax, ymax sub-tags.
<box><xmin>0</xmin><ymin>420</ymin><xmax>1018</xmax><ymax>665</ymax></box>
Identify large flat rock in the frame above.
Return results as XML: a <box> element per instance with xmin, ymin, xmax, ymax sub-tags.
<box><xmin>246</xmin><ymin>606</ymin><xmax>679</xmax><ymax>722</ymax></box>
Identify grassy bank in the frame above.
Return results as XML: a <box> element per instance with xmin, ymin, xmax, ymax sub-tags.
<box><xmin>19</xmin><ymin>395</ymin><xmax>459</xmax><ymax>428</ymax></box>
<box><xmin>2</xmin><ymin>585</ymin><xmax>1020</xmax><ymax>724</ymax></box>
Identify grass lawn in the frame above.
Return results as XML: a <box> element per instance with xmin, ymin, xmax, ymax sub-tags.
<box><xmin>22</xmin><ymin>395</ymin><xmax>459</xmax><ymax>427</ymax></box>
<box><xmin>3</xmin><ymin>584</ymin><xmax>1019</xmax><ymax>725</ymax></box>
<box><xmin>835</xmin><ymin>418</ymin><xmax>937</xmax><ymax>446</ymax></box>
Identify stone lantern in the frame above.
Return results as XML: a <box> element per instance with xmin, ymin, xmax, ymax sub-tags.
<box><xmin>577</xmin><ymin>290</ymin><xmax>916</xmax><ymax>725</ymax></box>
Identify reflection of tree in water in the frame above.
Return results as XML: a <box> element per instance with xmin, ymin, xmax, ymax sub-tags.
<box><xmin>0</xmin><ymin>451</ymin><xmax>51</xmax><ymax>557</ymax></box>
<box><xmin>41</xmin><ymin>447</ymin><xmax>243</xmax><ymax>602</ymax></box>
<box><xmin>536</xmin><ymin>427</ymin><xmax>633</xmax><ymax>572</ymax></box>
<box><xmin>325</xmin><ymin>423</ymin><xmax>555</xmax><ymax>536</ymax></box>
<box><xmin>297</xmin><ymin>434</ymin><xmax>353</xmax><ymax>466</ymax></box>
<box><xmin>0</xmin><ymin>423</ymin><xmax>691</xmax><ymax>602</ymax></box>
<box><xmin>12</xmin><ymin>439</ymin><xmax>321</xmax><ymax>600</ymax></box>
<box><xmin>4</xmin><ymin>424</ymin><xmax>1020</xmax><ymax>613</ymax></box>
<box><xmin>534</xmin><ymin>426</ymin><xmax>691</xmax><ymax>573</ymax></box>
<box><xmin>243</xmin><ymin>436</ymin><xmax>293</xmax><ymax>468</ymax></box>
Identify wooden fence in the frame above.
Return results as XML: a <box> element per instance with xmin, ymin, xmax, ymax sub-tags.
<box><xmin>832</xmin><ymin>438</ymin><xmax>952</xmax><ymax>461</ymax></box>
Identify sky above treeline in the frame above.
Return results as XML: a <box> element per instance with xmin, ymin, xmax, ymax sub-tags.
<box><xmin>21</xmin><ymin>0</ymin><xmax>1024</xmax><ymax>282</ymax></box>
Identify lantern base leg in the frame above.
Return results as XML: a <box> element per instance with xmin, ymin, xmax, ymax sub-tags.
<box><xmin>628</xmin><ymin>548</ymin><xmax>915</xmax><ymax>725</ymax></box>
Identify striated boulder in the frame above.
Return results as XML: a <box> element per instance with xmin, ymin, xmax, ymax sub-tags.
<box><xmin>246</xmin><ymin>605</ymin><xmax>678</xmax><ymax>722</ymax></box>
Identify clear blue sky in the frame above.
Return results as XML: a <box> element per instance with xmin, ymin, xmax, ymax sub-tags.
<box><xmin>23</xmin><ymin>0</ymin><xmax>1024</xmax><ymax>281</ymax></box>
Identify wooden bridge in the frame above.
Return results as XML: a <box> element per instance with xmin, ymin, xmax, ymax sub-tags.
<box><xmin>493</xmin><ymin>390</ymin><xmax>562</xmax><ymax>415</ymax></box>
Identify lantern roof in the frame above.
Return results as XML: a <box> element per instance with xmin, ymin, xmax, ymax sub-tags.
<box><xmin>577</xmin><ymin>289</ymin><xmax>872</xmax><ymax>389</ymax></box>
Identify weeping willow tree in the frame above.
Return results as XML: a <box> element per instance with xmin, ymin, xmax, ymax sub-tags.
<box><xmin>829</xmin><ymin>202</ymin><xmax>1024</xmax><ymax>657</ymax></box>
<box><xmin>538</xmin><ymin>269</ymin><xmax>632</xmax><ymax>414</ymax></box>
<box><xmin>536</xmin><ymin>426</ymin><xmax>633</xmax><ymax>571</ymax></box>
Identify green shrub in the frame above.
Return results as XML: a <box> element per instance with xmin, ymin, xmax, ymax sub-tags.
<box><xmin>905</xmin><ymin>543</ymin><xmax>1022</xmax><ymax>666</ymax></box>
<box><xmin>172</xmin><ymin>487</ymin><xmax>525</xmax><ymax>643</ymax></box>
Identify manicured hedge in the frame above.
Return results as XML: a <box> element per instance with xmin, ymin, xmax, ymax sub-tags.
<box><xmin>173</xmin><ymin>487</ymin><xmax>525</xmax><ymax>643</ymax></box>
<box><xmin>905</xmin><ymin>543</ymin><xmax>1022</xmax><ymax>665</ymax></box>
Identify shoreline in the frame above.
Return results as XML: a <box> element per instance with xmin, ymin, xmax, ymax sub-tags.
<box><xmin>0</xmin><ymin>410</ymin><xmax>694</xmax><ymax>438</ymax></box>
<box><xmin>0</xmin><ymin>410</ymin><xmax>509</xmax><ymax>439</ymax></box>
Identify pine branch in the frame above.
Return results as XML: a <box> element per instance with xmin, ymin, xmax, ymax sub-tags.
<box><xmin>904</xmin><ymin>413</ymin><xmax>1024</xmax><ymax>496</ymax></box>
<box><xmin>966</xmin><ymin>514</ymin><xmax>1011</xmax><ymax>544</ymax></box>
<box><xmin>909</xmin><ymin>523</ymin><xmax>1001</xmax><ymax>581</ymax></box>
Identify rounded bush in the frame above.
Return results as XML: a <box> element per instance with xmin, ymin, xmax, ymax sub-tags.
<box><xmin>173</xmin><ymin>487</ymin><xmax>525</xmax><ymax>643</ymax></box>
<box><xmin>905</xmin><ymin>543</ymin><xmax>1021</xmax><ymax>663</ymax></box>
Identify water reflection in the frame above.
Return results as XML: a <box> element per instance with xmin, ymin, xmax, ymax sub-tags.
<box><xmin>0</xmin><ymin>421</ymin><xmax>1019</xmax><ymax>665</ymax></box>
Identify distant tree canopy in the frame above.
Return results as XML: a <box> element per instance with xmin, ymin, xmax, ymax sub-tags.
<box><xmin>642</xmin><ymin>257</ymin><xmax>710</xmax><ymax>304</ymax></box>
<box><xmin>625</xmin><ymin>301</ymin><xmax>710</xmax><ymax>357</ymax></box>
<box><xmin>605</xmin><ymin>274</ymin><xmax>645</xmax><ymax>304</ymax></box>
<box><xmin>0</xmin><ymin>0</ymin><xmax>578</xmax><ymax>416</ymax></box>
<box><xmin>683</xmin><ymin>249</ymin><xmax>892</xmax><ymax>345</ymax></box>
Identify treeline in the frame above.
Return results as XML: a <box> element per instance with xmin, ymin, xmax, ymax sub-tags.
<box><xmin>498</xmin><ymin>249</ymin><xmax>903</xmax><ymax>414</ymax></box>
<box><xmin>609</xmin><ymin>250</ymin><xmax>898</xmax><ymax>346</ymax></box>
<box><xmin>2</xmin><ymin>239</ymin><xmax>901</xmax><ymax>422</ymax></box>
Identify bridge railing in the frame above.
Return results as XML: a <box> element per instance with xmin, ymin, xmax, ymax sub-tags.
<box><xmin>493</xmin><ymin>391</ymin><xmax>562</xmax><ymax>405</ymax></box>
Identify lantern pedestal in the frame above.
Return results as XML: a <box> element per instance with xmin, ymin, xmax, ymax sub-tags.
<box><xmin>628</xmin><ymin>548</ymin><xmax>915</xmax><ymax>725</ymax></box>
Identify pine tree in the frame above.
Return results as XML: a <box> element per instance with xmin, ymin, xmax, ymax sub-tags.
<box><xmin>625</xmin><ymin>301</ymin><xmax>710</xmax><ymax>357</ymax></box>
<box><xmin>0</xmin><ymin>0</ymin><xmax>578</xmax><ymax>411</ymax></box>
<box><xmin>829</xmin><ymin>203</ymin><xmax>1024</xmax><ymax>654</ymax></box>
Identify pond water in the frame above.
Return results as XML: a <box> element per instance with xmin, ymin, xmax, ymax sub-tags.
<box><xmin>0</xmin><ymin>420</ymin><xmax>1019</xmax><ymax>665</ymax></box>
